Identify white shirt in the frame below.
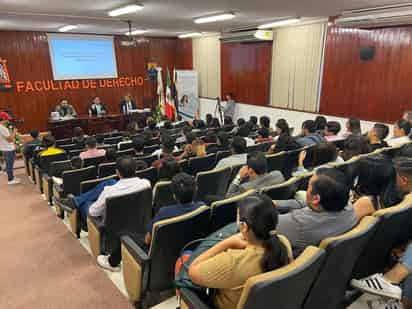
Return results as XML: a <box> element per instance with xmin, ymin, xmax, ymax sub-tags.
<box><xmin>0</xmin><ymin>124</ymin><xmax>15</xmax><ymax>151</ymax></box>
<box><xmin>387</xmin><ymin>136</ymin><xmax>411</xmax><ymax>148</ymax></box>
<box><xmin>152</xmin><ymin>146</ymin><xmax>179</xmax><ymax>158</ymax></box>
<box><xmin>245</xmin><ymin>137</ymin><xmax>255</xmax><ymax>147</ymax></box>
<box><xmin>88</xmin><ymin>177</ymin><xmax>151</xmax><ymax>220</ymax></box>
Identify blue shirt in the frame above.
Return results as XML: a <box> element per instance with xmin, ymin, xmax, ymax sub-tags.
<box><xmin>147</xmin><ymin>201</ymin><xmax>204</xmax><ymax>233</ymax></box>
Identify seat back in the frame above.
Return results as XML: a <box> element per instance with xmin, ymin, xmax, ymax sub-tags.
<box><xmin>238</xmin><ymin>247</ymin><xmax>325</xmax><ymax>309</ymax></box>
<box><xmin>352</xmin><ymin>194</ymin><xmax>412</xmax><ymax>279</ymax></box>
<box><xmin>266</xmin><ymin>152</ymin><xmax>286</xmax><ymax>172</ymax></box>
<box><xmin>38</xmin><ymin>153</ymin><xmax>68</xmax><ymax>173</ymax></box>
<box><xmin>136</xmin><ymin>167</ymin><xmax>158</xmax><ymax>186</ymax></box>
<box><xmin>153</xmin><ymin>181</ymin><xmax>176</xmax><ymax>215</ymax></box>
<box><xmin>328</xmin><ymin>156</ymin><xmax>360</xmax><ymax>188</ymax></box>
<box><xmin>83</xmin><ymin>156</ymin><xmax>106</xmax><ymax>167</ymax></box>
<box><xmin>195</xmin><ymin>167</ymin><xmax>232</xmax><ymax>202</ymax></box>
<box><xmin>104</xmin><ymin>136</ymin><xmax>123</xmax><ymax>145</ymax></box>
<box><xmin>98</xmin><ymin>162</ymin><xmax>116</xmax><ymax>178</ymax></box>
<box><xmin>149</xmin><ymin>206</ymin><xmax>211</xmax><ymax>292</ymax></box>
<box><xmin>138</xmin><ymin>154</ymin><xmax>158</xmax><ymax>167</ymax></box>
<box><xmin>247</xmin><ymin>143</ymin><xmax>264</xmax><ymax>153</ymax></box>
<box><xmin>62</xmin><ymin>166</ymin><xmax>97</xmax><ymax>196</ymax></box>
<box><xmin>105</xmin><ymin>188</ymin><xmax>152</xmax><ymax>251</ymax></box>
<box><xmin>188</xmin><ymin>153</ymin><xmax>216</xmax><ymax>175</ymax></box>
<box><xmin>61</xmin><ymin>144</ymin><xmax>80</xmax><ymax>152</ymax></box>
<box><xmin>144</xmin><ymin>144</ymin><xmax>160</xmax><ymax>154</ymax></box>
<box><xmin>69</xmin><ymin>149</ymin><xmax>84</xmax><ymax>158</ymax></box>
<box><xmin>48</xmin><ymin>160</ymin><xmax>72</xmax><ymax>177</ymax></box>
<box><xmin>118</xmin><ymin>141</ymin><xmax>133</xmax><ymax>150</ymax></box>
<box><xmin>116</xmin><ymin>148</ymin><xmax>136</xmax><ymax>157</ymax></box>
<box><xmin>260</xmin><ymin>177</ymin><xmax>301</xmax><ymax>200</ymax></box>
<box><xmin>303</xmin><ymin>216</ymin><xmax>380</xmax><ymax>309</ymax></box>
<box><xmin>210</xmin><ymin>190</ymin><xmax>256</xmax><ymax>232</ymax></box>
<box><xmin>80</xmin><ymin>175</ymin><xmax>118</xmax><ymax>193</ymax></box>
<box><xmin>56</xmin><ymin>138</ymin><xmax>74</xmax><ymax>147</ymax></box>
<box><xmin>260</xmin><ymin>140</ymin><xmax>276</xmax><ymax>152</ymax></box>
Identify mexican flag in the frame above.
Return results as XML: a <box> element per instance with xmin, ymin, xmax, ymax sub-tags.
<box><xmin>165</xmin><ymin>69</ymin><xmax>176</xmax><ymax>120</ymax></box>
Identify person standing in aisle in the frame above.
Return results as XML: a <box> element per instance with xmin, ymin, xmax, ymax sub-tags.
<box><xmin>0</xmin><ymin>111</ymin><xmax>19</xmax><ymax>185</ymax></box>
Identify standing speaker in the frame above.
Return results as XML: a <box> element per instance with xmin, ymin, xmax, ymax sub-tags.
<box><xmin>360</xmin><ymin>46</ymin><xmax>375</xmax><ymax>61</ymax></box>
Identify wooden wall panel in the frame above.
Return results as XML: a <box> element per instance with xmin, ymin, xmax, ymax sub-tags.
<box><xmin>0</xmin><ymin>31</ymin><xmax>192</xmax><ymax>132</ymax></box>
<box><xmin>221</xmin><ymin>42</ymin><xmax>272</xmax><ymax>106</ymax></box>
<box><xmin>320</xmin><ymin>26</ymin><xmax>412</xmax><ymax>123</ymax></box>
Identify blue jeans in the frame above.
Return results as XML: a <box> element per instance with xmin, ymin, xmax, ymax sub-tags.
<box><xmin>73</xmin><ymin>179</ymin><xmax>117</xmax><ymax>222</ymax></box>
<box><xmin>400</xmin><ymin>244</ymin><xmax>412</xmax><ymax>300</ymax></box>
<box><xmin>3</xmin><ymin>150</ymin><xmax>16</xmax><ymax>181</ymax></box>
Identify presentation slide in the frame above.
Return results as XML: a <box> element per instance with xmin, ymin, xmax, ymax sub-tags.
<box><xmin>47</xmin><ymin>34</ymin><xmax>118</xmax><ymax>80</ymax></box>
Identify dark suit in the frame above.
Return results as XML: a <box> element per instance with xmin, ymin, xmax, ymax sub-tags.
<box><xmin>119</xmin><ymin>100</ymin><xmax>137</xmax><ymax>114</ymax></box>
<box><xmin>88</xmin><ymin>103</ymin><xmax>107</xmax><ymax>116</ymax></box>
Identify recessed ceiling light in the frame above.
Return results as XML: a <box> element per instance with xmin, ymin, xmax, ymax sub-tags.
<box><xmin>194</xmin><ymin>13</ymin><xmax>235</xmax><ymax>24</ymax></box>
<box><xmin>125</xmin><ymin>29</ymin><xmax>148</xmax><ymax>35</ymax></box>
<box><xmin>258</xmin><ymin>18</ymin><xmax>301</xmax><ymax>29</ymax></box>
<box><xmin>178</xmin><ymin>32</ymin><xmax>202</xmax><ymax>38</ymax></box>
<box><xmin>58</xmin><ymin>25</ymin><xmax>77</xmax><ymax>32</ymax></box>
<box><xmin>109</xmin><ymin>4</ymin><xmax>144</xmax><ymax>17</ymax></box>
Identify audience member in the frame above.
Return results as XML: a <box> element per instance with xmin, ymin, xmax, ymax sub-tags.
<box><xmin>367</xmin><ymin>123</ymin><xmax>389</xmax><ymax>152</ymax></box>
<box><xmin>216</xmin><ymin>136</ymin><xmax>247</xmax><ymax>169</ymax></box>
<box><xmin>207</xmin><ymin>131</ymin><xmax>230</xmax><ymax>154</ymax></box>
<box><xmin>72</xmin><ymin>127</ymin><xmax>86</xmax><ymax>147</ymax></box>
<box><xmin>210</xmin><ymin>118</ymin><xmax>221</xmax><ymax>128</ymax></box>
<box><xmin>275</xmin><ymin>168</ymin><xmax>358</xmax><ymax>255</ymax></box>
<box><xmin>231</xmin><ymin>118</ymin><xmax>246</xmax><ymax>135</ymax></box>
<box><xmin>248</xmin><ymin>116</ymin><xmax>259</xmax><ymax>131</ymax></box>
<box><xmin>189</xmin><ymin>194</ymin><xmax>289</xmax><ymax>309</ymax></box>
<box><xmin>353</xmin><ymin>156</ymin><xmax>403</xmax><ymax>219</ymax></box>
<box><xmin>223</xmin><ymin>116</ymin><xmax>234</xmax><ymax>127</ymax></box>
<box><xmin>341</xmin><ymin>135</ymin><xmax>368</xmax><ymax>161</ymax></box>
<box><xmin>351</xmin><ymin>157</ymin><xmax>412</xmax><ymax>309</ymax></box>
<box><xmin>145</xmin><ymin>117</ymin><xmax>160</xmax><ymax>138</ymax></box>
<box><xmin>152</xmin><ymin>133</ymin><xmax>179</xmax><ymax>158</ymax></box>
<box><xmin>344</xmin><ymin>118</ymin><xmax>362</xmax><ymax>137</ymax></box>
<box><xmin>39</xmin><ymin>135</ymin><xmax>64</xmax><ymax>157</ymax></box>
<box><xmin>259</xmin><ymin>116</ymin><xmax>272</xmax><ymax>133</ymax></box>
<box><xmin>296</xmin><ymin>120</ymin><xmax>326</xmax><ymax>146</ymax></box>
<box><xmin>293</xmin><ymin>142</ymin><xmax>343</xmax><ymax>176</ymax></box>
<box><xmin>255</xmin><ymin>127</ymin><xmax>273</xmax><ymax>144</ymax></box>
<box><xmin>399</xmin><ymin>143</ymin><xmax>412</xmax><ymax>157</ymax></box>
<box><xmin>268</xmin><ymin>119</ymin><xmax>300</xmax><ymax>154</ymax></box>
<box><xmin>324</xmin><ymin>121</ymin><xmax>343</xmax><ymax>142</ymax></box>
<box><xmin>226</xmin><ymin>152</ymin><xmax>284</xmax><ymax>197</ymax></box>
<box><xmin>95</xmin><ymin>133</ymin><xmax>105</xmax><ymax>147</ymax></box>
<box><xmin>158</xmin><ymin>157</ymin><xmax>182</xmax><ymax>181</ymax></box>
<box><xmin>152</xmin><ymin>134</ymin><xmax>177</xmax><ymax>170</ymax></box>
<box><xmin>205</xmin><ymin>114</ymin><xmax>213</xmax><ymax>128</ymax></box>
<box><xmin>314</xmin><ymin>116</ymin><xmax>327</xmax><ymax>135</ymax></box>
<box><xmin>79</xmin><ymin>137</ymin><xmax>106</xmax><ymax>160</ymax></box>
<box><xmin>176</xmin><ymin>125</ymin><xmax>193</xmax><ymax>144</ymax></box>
<box><xmin>145</xmin><ymin>173</ymin><xmax>203</xmax><ymax>246</ymax></box>
<box><xmin>105</xmin><ymin>148</ymin><xmax>117</xmax><ymax>162</ymax></box>
<box><xmin>237</xmin><ymin>125</ymin><xmax>254</xmax><ymax>146</ymax></box>
<box><xmin>403</xmin><ymin>111</ymin><xmax>412</xmax><ymax>136</ymax></box>
<box><xmin>388</xmin><ymin>119</ymin><xmax>411</xmax><ymax>147</ymax></box>
<box><xmin>23</xmin><ymin>129</ymin><xmax>42</xmax><ymax>159</ymax></box>
<box><xmin>131</xmin><ymin>136</ymin><xmax>145</xmax><ymax>156</ymax></box>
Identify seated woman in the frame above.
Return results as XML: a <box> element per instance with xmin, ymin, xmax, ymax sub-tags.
<box><xmin>267</xmin><ymin>119</ymin><xmax>299</xmax><ymax>154</ymax></box>
<box><xmin>353</xmin><ymin>156</ymin><xmax>403</xmax><ymax>219</ymax></box>
<box><xmin>188</xmin><ymin>194</ymin><xmax>290</xmax><ymax>309</ymax></box>
<box><xmin>341</xmin><ymin>135</ymin><xmax>368</xmax><ymax>161</ymax></box>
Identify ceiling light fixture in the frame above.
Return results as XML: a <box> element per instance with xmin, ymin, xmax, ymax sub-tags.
<box><xmin>125</xmin><ymin>29</ymin><xmax>148</xmax><ymax>35</ymax></box>
<box><xmin>58</xmin><ymin>25</ymin><xmax>77</xmax><ymax>32</ymax></box>
<box><xmin>194</xmin><ymin>13</ymin><xmax>235</xmax><ymax>24</ymax></box>
<box><xmin>109</xmin><ymin>4</ymin><xmax>144</xmax><ymax>17</ymax></box>
<box><xmin>258</xmin><ymin>17</ymin><xmax>301</xmax><ymax>29</ymax></box>
<box><xmin>178</xmin><ymin>32</ymin><xmax>202</xmax><ymax>38</ymax></box>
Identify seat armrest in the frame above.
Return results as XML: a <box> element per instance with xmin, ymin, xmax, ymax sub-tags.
<box><xmin>121</xmin><ymin>235</ymin><xmax>150</xmax><ymax>264</ymax></box>
<box><xmin>180</xmin><ymin>288</ymin><xmax>213</xmax><ymax>309</ymax></box>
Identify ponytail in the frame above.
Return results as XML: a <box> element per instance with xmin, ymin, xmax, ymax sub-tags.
<box><xmin>261</xmin><ymin>233</ymin><xmax>289</xmax><ymax>272</ymax></box>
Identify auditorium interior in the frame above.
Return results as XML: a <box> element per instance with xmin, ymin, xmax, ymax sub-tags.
<box><xmin>2</xmin><ymin>0</ymin><xmax>412</xmax><ymax>308</ymax></box>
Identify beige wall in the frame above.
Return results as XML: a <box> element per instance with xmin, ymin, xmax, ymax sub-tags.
<box><xmin>192</xmin><ymin>34</ymin><xmax>221</xmax><ymax>98</ymax></box>
<box><xmin>270</xmin><ymin>22</ymin><xmax>327</xmax><ymax>112</ymax></box>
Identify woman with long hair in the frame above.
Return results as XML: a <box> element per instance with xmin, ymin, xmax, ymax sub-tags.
<box><xmin>189</xmin><ymin>194</ymin><xmax>290</xmax><ymax>309</ymax></box>
<box><xmin>268</xmin><ymin>119</ymin><xmax>299</xmax><ymax>153</ymax></box>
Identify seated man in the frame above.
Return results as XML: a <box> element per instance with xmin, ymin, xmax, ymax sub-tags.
<box><xmin>351</xmin><ymin>157</ymin><xmax>412</xmax><ymax>309</ymax></box>
<box><xmin>23</xmin><ymin>129</ymin><xmax>42</xmax><ymax>159</ymax></box>
<box><xmin>275</xmin><ymin>168</ymin><xmax>358</xmax><ymax>256</ymax></box>
<box><xmin>79</xmin><ymin>137</ymin><xmax>106</xmax><ymax>160</ymax></box>
<box><xmin>38</xmin><ymin>135</ymin><xmax>64</xmax><ymax>157</ymax></box>
<box><xmin>131</xmin><ymin>136</ymin><xmax>145</xmax><ymax>157</ymax></box>
<box><xmin>152</xmin><ymin>134</ymin><xmax>178</xmax><ymax>170</ymax></box>
<box><xmin>207</xmin><ymin>131</ymin><xmax>230</xmax><ymax>154</ymax></box>
<box><xmin>237</xmin><ymin>125</ymin><xmax>255</xmax><ymax>146</ymax></box>
<box><xmin>388</xmin><ymin>119</ymin><xmax>411</xmax><ymax>148</ymax></box>
<box><xmin>296</xmin><ymin>120</ymin><xmax>326</xmax><ymax>147</ymax></box>
<box><xmin>367</xmin><ymin>123</ymin><xmax>389</xmax><ymax>152</ymax></box>
<box><xmin>226</xmin><ymin>151</ymin><xmax>284</xmax><ymax>197</ymax></box>
<box><xmin>55</xmin><ymin>99</ymin><xmax>77</xmax><ymax>118</ymax></box>
<box><xmin>144</xmin><ymin>172</ymin><xmax>204</xmax><ymax>246</ymax></box>
<box><xmin>215</xmin><ymin>136</ymin><xmax>248</xmax><ymax>169</ymax></box>
<box><xmin>324</xmin><ymin>121</ymin><xmax>344</xmax><ymax>142</ymax></box>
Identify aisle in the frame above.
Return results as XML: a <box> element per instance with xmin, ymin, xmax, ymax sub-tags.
<box><xmin>0</xmin><ymin>169</ymin><xmax>133</xmax><ymax>309</ymax></box>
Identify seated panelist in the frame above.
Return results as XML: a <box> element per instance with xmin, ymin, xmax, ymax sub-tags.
<box><xmin>55</xmin><ymin>99</ymin><xmax>77</xmax><ymax>118</ymax></box>
<box><xmin>120</xmin><ymin>94</ymin><xmax>137</xmax><ymax>114</ymax></box>
<box><xmin>88</xmin><ymin>96</ymin><xmax>107</xmax><ymax>116</ymax></box>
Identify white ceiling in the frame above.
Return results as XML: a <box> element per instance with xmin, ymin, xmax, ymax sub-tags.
<box><xmin>0</xmin><ymin>0</ymin><xmax>409</xmax><ymax>36</ymax></box>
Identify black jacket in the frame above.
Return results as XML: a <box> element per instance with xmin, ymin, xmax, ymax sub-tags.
<box><xmin>119</xmin><ymin>100</ymin><xmax>137</xmax><ymax>114</ymax></box>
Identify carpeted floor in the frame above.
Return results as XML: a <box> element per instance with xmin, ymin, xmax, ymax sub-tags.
<box><xmin>0</xmin><ymin>168</ymin><xmax>133</xmax><ymax>309</ymax></box>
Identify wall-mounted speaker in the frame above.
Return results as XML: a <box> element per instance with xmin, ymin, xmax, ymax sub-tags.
<box><xmin>360</xmin><ymin>46</ymin><xmax>375</xmax><ymax>61</ymax></box>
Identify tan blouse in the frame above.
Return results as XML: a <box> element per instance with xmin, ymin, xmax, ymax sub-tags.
<box><xmin>196</xmin><ymin>246</ymin><xmax>265</xmax><ymax>309</ymax></box>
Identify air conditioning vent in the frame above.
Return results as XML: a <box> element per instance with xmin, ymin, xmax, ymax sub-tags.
<box><xmin>220</xmin><ymin>30</ymin><xmax>273</xmax><ymax>43</ymax></box>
